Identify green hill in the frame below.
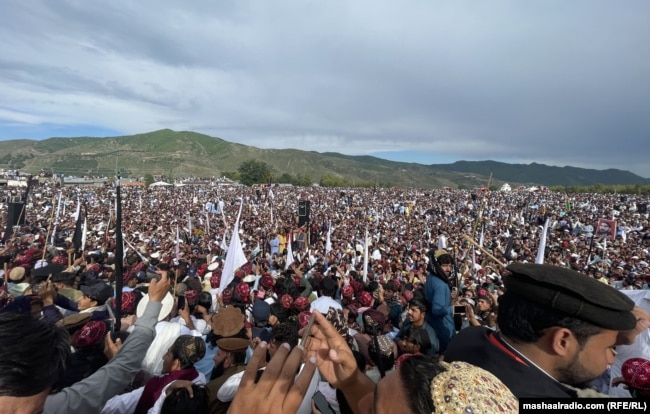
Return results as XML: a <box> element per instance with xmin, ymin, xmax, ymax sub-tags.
<box><xmin>0</xmin><ymin>129</ymin><xmax>647</xmax><ymax>188</ymax></box>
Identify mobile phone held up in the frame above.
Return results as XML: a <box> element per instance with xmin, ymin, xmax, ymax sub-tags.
<box><xmin>145</xmin><ymin>270</ymin><xmax>160</xmax><ymax>282</ymax></box>
<box><xmin>177</xmin><ymin>295</ymin><xmax>186</xmax><ymax>311</ymax></box>
<box><xmin>454</xmin><ymin>305</ymin><xmax>466</xmax><ymax>314</ymax></box>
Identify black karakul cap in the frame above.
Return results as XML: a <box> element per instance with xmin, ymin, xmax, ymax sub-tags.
<box><xmin>504</xmin><ymin>263</ymin><xmax>636</xmax><ymax>330</ymax></box>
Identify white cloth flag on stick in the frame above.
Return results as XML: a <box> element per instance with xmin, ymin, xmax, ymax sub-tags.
<box><xmin>104</xmin><ymin>216</ymin><xmax>111</xmax><ymax>244</ymax></box>
<box><xmin>535</xmin><ymin>217</ymin><xmax>550</xmax><ymax>264</ymax></box>
<box><xmin>73</xmin><ymin>199</ymin><xmax>81</xmax><ymax>220</ymax></box>
<box><xmin>325</xmin><ymin>221</ymin><xmax>332</xmax><ymax>254</ymax></box>
<box><xmin>124</xmin><ymin>239</ymin><xmax>148</xmax><ymax>264</ymax></box>
<box><xmin>472</xmin><ymin>246</ymin><xmax>477</xmax><ymax>274</ymax></box>
<box><xmin>81</xmin><ymin>217</ymin><xmax>87</xmax><ymax>252</ymax></box>
<box><xmin>362</xmin><ymin>228</ymin><xmax>369</xmax><ymax>282</ymax></box>
<box><xmin>220</xmin><ymin>229</ymin><xmax>229</xmax><ymax>253</ymax></box>
<box><xmin>51</xmin><ymin>191</ymin><xmax>62</xmax><ymax>244</ymax></box>
<box><xmin>175</xmin><ymin>225</ymin><xmax>180</xmax><ymax>261</ymax></box>
<box><xmin>219</xmin><ymin>198</ymin><xmax>248</xmax><ymax>291</ymax></box>
<box><xmin>285</xmin><ymin>232</ymin><xmax>294</xmax><ymax>270</ymax></box>
<box><xmin>438</xmin><ymin>234</ymin><xmax>447</xmax><ymax>250</ymax></box>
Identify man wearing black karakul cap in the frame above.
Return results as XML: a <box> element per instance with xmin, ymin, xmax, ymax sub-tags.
<box><xmin>444</xmin><ymin>263</ymin><xmax>650</xmax><ymax>398</ymax></box>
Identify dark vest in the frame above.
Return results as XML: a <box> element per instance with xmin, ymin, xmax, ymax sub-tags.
<box><xmin>207</xmin><ymin>365</ymin><xmax>247</xmax><ymax>414</ymax></box>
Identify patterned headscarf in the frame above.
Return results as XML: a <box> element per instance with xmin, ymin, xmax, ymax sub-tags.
<box><xmin>431</xmin><ymin>361</ymin><xmax>518</xmax><ymax>413</ymax></box>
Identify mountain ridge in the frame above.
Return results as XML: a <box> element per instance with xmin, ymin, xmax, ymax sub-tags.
<box><xmin>0</xmin><ymin>129</ymin><xmax>647</xmax><ymax>188</ymax></box>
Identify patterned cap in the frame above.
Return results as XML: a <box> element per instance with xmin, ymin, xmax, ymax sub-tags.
<box><xmin>185</xmin><ymin>289</ymin><xmax>199</xmax><ymax>306</ymax></box>
<box><xmin>222</xmin><ymin>287</ymin><xmax>233</xmax><ymax>304</ymax></box>
<box><xmin>622</xmin><ymin>358</ymin><xmax>650</xmax><ymax>396</ymax></box>
<box><xmin>210</xmin><ymin>274</ymin><xmax>221</xmax><ymax>289</ymax></box>
<box><xmin>72</xmin><ymin>321</ymin><xmax>107</xmax><ymax>349</ymax></box>
<box><xmin>298</xmin><ymin>311</ymin><xmax>313</xmax><ymax>329</ymax></box>
<box><xmin>293</xmin><ymin>296</ymin><xmax>310</xmax><ymax>312</ymax></box>
<box><xmin>52</xmin><ymin>255</ymin><xmax>68</xmax><ymax>266</ymax></box>
<box><xmin>358</xmin><ymin>291</ymin><xmax>373</xmax><ymax>307</ymax></box>
<box><xmin>170</xmin><ymin>335</ymin><xmax>206</xmax><ymax>368</ymax></box>
<box><xmin>260</xmin><ymin>275</ymin><xmax>274</xmax><ymax>290</ymax></box>
<box><xmin>121</xmin><ymin>291</ymin><xmax>137</xmax><ymax>314</ymax></box>
<box><xmin>235</xmin><ymin>282</ymin><xmax>250</xmax><ymax>302</ymax></box>
<box><xmin>341</xmin><ymin>284</ymin><xmax>354</xmax><ymax>298</ymax></box>
<box><xmin>431</xmin><ymin>361</ymin><xmax>518</xmax><ymax>412</ymax></box>
<box><xmin>280</xmin><ymin>294</ymin><xmax>294</xmax><ymax>310</ymax></box>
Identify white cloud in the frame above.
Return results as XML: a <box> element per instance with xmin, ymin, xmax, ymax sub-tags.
<box><xmin>0</xmin><ymin>0</ymin><xmax>648</xmax><ymax>177</ymax></box>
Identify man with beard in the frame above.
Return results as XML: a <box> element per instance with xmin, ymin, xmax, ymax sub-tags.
<box><xmin>206</xmin><ymin>337</ymin><xmax>249</xmax><ymax>414</ymax></box>
<box><xmin>444</xmin><ymin>263</ymin><xmax>650</xmax><ymax>398</ymax></box>
<box><xmin>424</xmin><ymin>249</ymin><xmax>455</xmax><ymax>354</ymax></box>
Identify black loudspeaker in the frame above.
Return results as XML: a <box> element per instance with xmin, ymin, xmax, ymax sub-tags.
<box><xmin>3</xmin><ymin>202</ymin><xmax>25</xmax><ymax>241</ymax></box>
<box><xmin>298</xmin><ymin>200</ymin><xmax>311</xmax><ymax>227</ymax></box>
<box><xmin>7</xmin><ymin>203</ymin><xmax>26</xmax><ymax>226</ymax></box>
<box><xmin>638</xmin><ymin>203</ymin><xmax>648</xmax><ymax>214</ymax></box>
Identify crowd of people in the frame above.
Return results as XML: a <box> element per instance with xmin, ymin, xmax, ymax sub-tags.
<box><xmin>1</xmin><ymin>179</ymin><xmax>650</xmax><ymax>413</ymax></box>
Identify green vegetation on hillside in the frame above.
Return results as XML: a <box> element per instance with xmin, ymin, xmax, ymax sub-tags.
<box><xmin>0</xmin><ymin>129</ymin><xmax>647</xmax><ymax>189</ymax></box>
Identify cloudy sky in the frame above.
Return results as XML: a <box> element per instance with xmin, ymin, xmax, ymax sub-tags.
<box><xmin>1</xmin><ymin>1</ymin><xmax>648</xmax><ymax>177</ymax></box>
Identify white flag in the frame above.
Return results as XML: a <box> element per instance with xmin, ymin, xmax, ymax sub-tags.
<box><xmin>269</xmin><ymin>188</ymin><xmax>275</xmax><ymax>199</ymax></box>
<box><xmin>362</xmin><ymin>228</ymin><xmax>369</xmax><ymax>282</ymax></box>
<box><xmin>535</xmin><ymin>218</ymin><xmax>550</xmax><ymax>264</ymax></box>
<box><xmin>219</xmin><ymin>199</ymin><xmax>248</xmax><ymax>291</ymax></box>
<box><xmin>479</xmin><ymin>227</ymin><xmax>485</xmax><ymax>248</ymax></box>
<box><xmin>81</xmin><ymin>217</ymin><xmax>87</xmax><ymax>252</ymax></box>
<box><xmin>175</xmin><ymin>225</ymin><xmax>180</xmax><ymax>261</ymax></box>
<box><xmin>74</xmin><ymin>199</ymin><xmax>81</xmax><ymax>220</ymax></box>
<box><xmin>325</xmin><ymin>221</ymin><xmax>332</xmax><ymax>254</ymax></box>
<box><xmin>220</xmin><ymin>229</ymin><xmax>229</xmax><ymax>252</ymax></box>
<box><xmin>51</xmin><ymin>191</ymin><xmax>63</xmax><ymax>244</ymax></box>
<box><xmin>472</xmin><ymin>246</ymin><xmax>477</xmax><ymax>275</ymax></box>
<box><xmin>105</xmin><ymin>216</ymin><xmax>111</xmax><ymax>244</ymax></box>
<box><xmin>285</xmin><ymin>232</ymin><xmax>294</xmax><ymax>270</ymax></box>
<box><xmin>438</xmin><ymin>234</ymin><xmax>447</xmax><ymax>250</ymax></box>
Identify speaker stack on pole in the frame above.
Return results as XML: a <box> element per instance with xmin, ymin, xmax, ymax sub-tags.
<box><xmin>298</xmin><ymin>200</ymin><xmax>311</xmax><ymax>227</ymax></box>
<box><xmin>3</xmin><ymin>202</ymin><xmax>26</xmax><ymax>241</ymax></box>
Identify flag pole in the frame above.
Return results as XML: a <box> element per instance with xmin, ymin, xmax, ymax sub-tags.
<box><xmin>471</xmin><ymin>173</ymin><xmax>492</xmax><ymax>239</ymax></box>
<box><xmin>462</xmin><ymin>235</ymin><xmax>507</xmax><ymax>268</ymax></box>
<box><xmin>42</xmin><ymin>193</ymin><xmax>58</xmax><ymax>260</ymax></box>
<box><xmin>362</xmin><ymin>227</ymin><xmax>369</xmax><ymax>282</ymax></box>
<box><xmin>114</xmin><ymin>175</ymin><xmax>124</xmax><ymax>331</ymax></box>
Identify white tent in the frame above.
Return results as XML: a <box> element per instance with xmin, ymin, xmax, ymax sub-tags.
<box><xmin>150</xmin><ymin>181</ymin><xmax>172</xmax><ymax>187</ymax></box>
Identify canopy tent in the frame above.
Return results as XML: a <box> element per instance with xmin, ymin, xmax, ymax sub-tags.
<box><xmin>149</xmin><ymin>181</ymin><xmax>172</xmax><ymax>187</ymax></box>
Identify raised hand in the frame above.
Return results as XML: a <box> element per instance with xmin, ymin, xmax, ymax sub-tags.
<box><xmin>228</xmin><ymin>342</ymin><xmax>317</xmax><ymax>413</ymax></box>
